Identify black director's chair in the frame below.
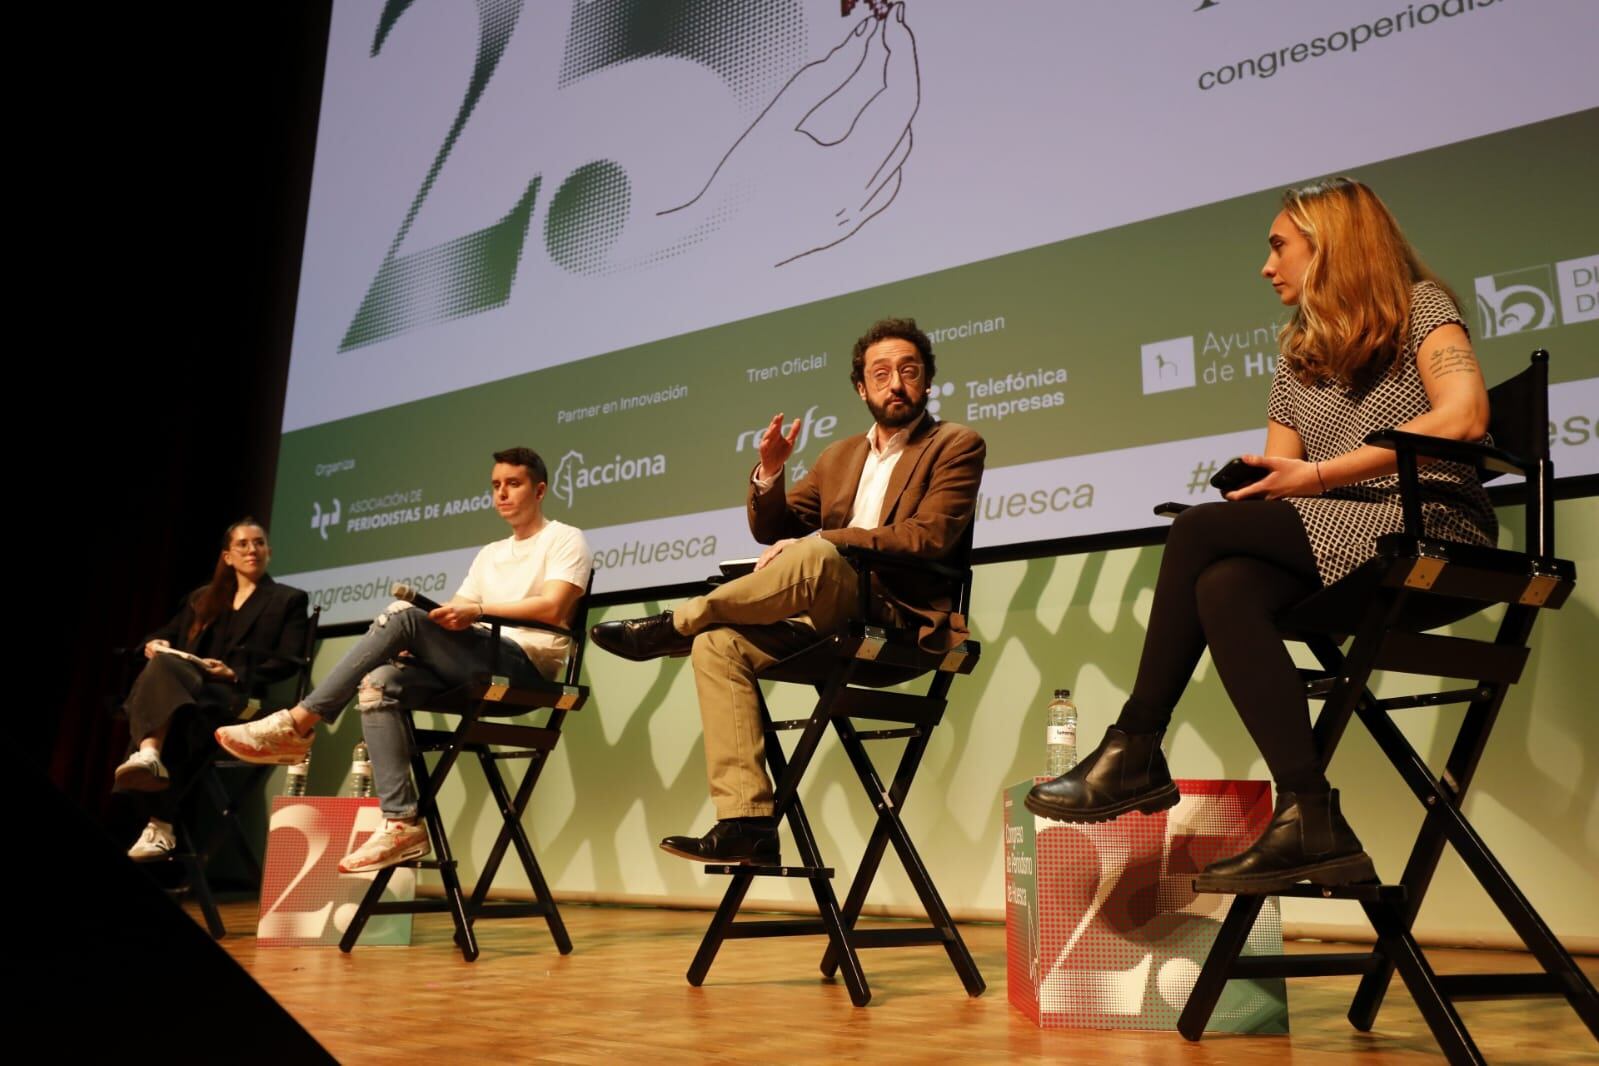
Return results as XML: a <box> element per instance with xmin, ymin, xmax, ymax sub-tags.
<box><xmin>339</xmin><ymin>585</ymin><xmax>591</xmax><ymax>961</ymax></box>
<box><xmin>687</xmin><ymin>535</ymin><xmax>987</xmax><ymax>1007</ymax></box>
<box><xmin>1174</xmin><ymin>350</ymin><xmax>1597</xmax><ymax>1063</ymax></box>
<box><xmin>127</xmin><ymin>607</ymin><xmax>321</xmax><ymax>939</ymax></box>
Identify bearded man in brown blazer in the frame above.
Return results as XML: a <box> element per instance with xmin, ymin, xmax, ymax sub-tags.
<box><xmin>592</xmin><ymin>317</ymin><xmax>986</xmax><ymax>864</ymax></box>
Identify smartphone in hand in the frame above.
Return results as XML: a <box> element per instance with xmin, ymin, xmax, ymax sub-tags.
<box><xmin>1210</xmin><ymin>457</ymin><xmax>1269</xmax><ymax>493</ymax></box>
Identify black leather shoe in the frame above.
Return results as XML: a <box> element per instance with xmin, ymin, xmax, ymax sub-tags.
<box><xmin>660</xmin><ymin>819</ymin><xmax>780</xmax><ymax>865</ymax></box>
<box><xmin>1194</xmin><ymin>788</ymin><xmax>1376</xmax><ymax>894</ymax></box>
<box><xmin>590</xmin><ymin>611</ymin><xmax>694</xmax><ymax>661</ymax></box>
<box><xmin>1023</xmin><ymin>726</ymin><xmax>1180</xmax><ymax>823</ymax></box>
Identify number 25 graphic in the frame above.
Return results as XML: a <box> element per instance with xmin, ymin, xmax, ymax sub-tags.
<box><xmin>340</xmin><ymin>0</ymin><xmax>537</xmax><ymax>352</ymax></box>
<box><xmin>340</xmin><ymin>1</ymin><xmax>835</xmax><ymax>351</ymax></box>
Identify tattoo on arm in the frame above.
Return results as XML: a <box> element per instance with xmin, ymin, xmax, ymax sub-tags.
<box><xmin>1428</xmin><ymin>344</ymin><xmax>1478</xmax><ymax>378</ymax></box>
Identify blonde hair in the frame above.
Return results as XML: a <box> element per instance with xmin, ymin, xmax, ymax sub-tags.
<box><xmin>1277</xmin><ymin>177</ymin><xmax>1456</xmax><ymax>390</ymax></box>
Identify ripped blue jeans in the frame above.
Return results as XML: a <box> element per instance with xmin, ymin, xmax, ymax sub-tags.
<box><xmin>300</xmin><ymin>601</ymin><xmax>546</xmax><ymax>819</ymax></box>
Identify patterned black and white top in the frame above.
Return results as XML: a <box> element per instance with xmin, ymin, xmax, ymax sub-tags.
<box><xmin>1267</xmin><ymin>282</ymin><xmax>1497</xmax><ymax>585</ymax></box>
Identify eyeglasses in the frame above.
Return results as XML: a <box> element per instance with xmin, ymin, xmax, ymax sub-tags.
<box><xmin>867</xmin><ymin>363</ymin><xmax>924</xmax><ymax>387</ymax></box>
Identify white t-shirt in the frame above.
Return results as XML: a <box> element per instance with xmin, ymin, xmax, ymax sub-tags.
<box><xmin>455</xmin><ymin>520</ymin><xmax>592</xmax><ymax>678</ymax></box>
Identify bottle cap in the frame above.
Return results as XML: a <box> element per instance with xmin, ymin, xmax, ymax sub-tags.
<box><xmin>1054</xmin><ymin>688</ymin><xmax>1071</xmax><ymax>699</ymax></box>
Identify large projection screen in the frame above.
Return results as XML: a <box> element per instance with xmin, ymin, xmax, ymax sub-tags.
<box><xmin>272</xmin><ymin>0</ymin><xmax>1599</xmax><ymax>622</ymax></box>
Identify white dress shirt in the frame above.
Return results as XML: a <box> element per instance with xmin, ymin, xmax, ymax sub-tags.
<box><xmin>752</xmin><ymin>413</ymin><xmax>925</xmax><ymax>531</ymax></box>
<box><xmin>846</xmin><ymin>414</ymin><xmax>924</xmax><ymax>529</ymax></box>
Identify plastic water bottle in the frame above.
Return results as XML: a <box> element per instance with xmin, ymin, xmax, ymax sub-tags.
<box><xmin>285</xmin><ymin>751</ymin><xmax>311</xmax><ymax>797</ymax></box>
<box><xmin>1046</xmin><ymin>689</ymin><xmax>1078</xmax><ymax>776</ymax></box>
<box><xmin>348</xmin><ymin>741</ymin><xmax>373</xmax><ymax>798</ymax></box>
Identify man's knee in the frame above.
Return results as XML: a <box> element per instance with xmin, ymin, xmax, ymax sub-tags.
<box><xmin>797</xmin><ymin>538</ymin><xmax>859</xmax><ymax>613</ymax></box>
<box><xmin>801</xmin><ymin>536</ymin><xmax>845</xmax><ymax>567</ymax></box>
<box><xmin>372</xmin><ymin>600</ymin><xmax>421</xmax><ymax>631</ymax></box>
<box><xmin>767</xmin><ymin>536</ymin><xmax>844</xmax><ymax>578</ymax></box>
<box><xmin>797</xmin><ymin>539</ymin><xmax>860</xmax><ymax>602</ymax></box>
<box><xmin>356</xmin><ymin>664</ymin><xmax>407</xmax><ymax>712</ymax></box>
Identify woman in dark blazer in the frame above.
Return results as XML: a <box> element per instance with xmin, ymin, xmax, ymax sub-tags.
<box><xmin>118</xmin><ymin>517</ymin><xmax>310</xmax><ymax>859</ymax></box>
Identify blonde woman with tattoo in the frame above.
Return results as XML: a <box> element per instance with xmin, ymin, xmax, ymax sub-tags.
<box><xmin>1027</xmin><ymin>177</ymin><xmax>1495</xmax><ymax>892</ymax></box>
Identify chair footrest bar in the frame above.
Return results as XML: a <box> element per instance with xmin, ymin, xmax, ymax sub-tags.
<box><xmin>412</xmin><ymin>729</ymin><xmax>458</xmax><ymax>746</ymax></box>
<box><xmin>850</xmin><ymin>927</ymin><xmax>953</xmax><ymax>948</ymax></box>
<box><xmin>827</xmin><ymin>688</ymin><xmax>945</xmax><ymax>726</ymax></box>
<box><xmin>1373</xmin><ymin>631</ymin><xmax>1528</xmax><ymax>684</ymax></box>
<box><xmin>1375</xmin><ymin>686</ymin><xmax>1492</xmax><ymax>711</ymax></box>
<box><xmin>1228</xmin><ymin>953</ymin><xmax>1383</xmax><ymax>979</ymax></box>
<box><xmin>1301</xmin><ymin>674</ymin><xmax>1337</xmax><ymax>698</ymax></box>
<box><xmin>704</xmin><ymin>864</ymin><xmax>833</xmax><ymax>877</ymax></box>
<box><xmin>468</xmin><ymin>902</ymin><xmax>553</xmax><ymax>920</ymax></box>
<box><xmin>768</xmin><ymin>718</ymin><xmax>812</xmax><ymax>731</ymax></box>
<box><xmin>1436</xmin><ymin>972</ymin><xmax>1568</xmax><ymax>999</ymax></box>
<box><xmin>1270</xmin><ymin>881</ymin><xmax>1406</xmax><ymax>903</ymax></box>
<box><xmin>462</xmin><ymin>721</ymin><xmax>561</xmax><ymax>749</ymax></box>
<box><xmin>723</xmin><ymin>919</ymin><xmax>830</xmax><ymax>939</ymax></box>
<box><xmin>364</xmin><ymin>900</ymin><xmax>458</xmax><ymax>916</ymax></box>
<box><xmin>853</xmin><ymin>728</ymin><xmax>922</xmax><ymax>741</ymax></box>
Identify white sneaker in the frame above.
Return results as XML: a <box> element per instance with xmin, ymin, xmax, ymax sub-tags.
<box><xmin>338</xmin><ymin>819</ymin><xmax>430</xmax><ymax>874</ymax></box>
<box><xmin>214</xmin><ymin>709</ymin><xmax>314</xmax><ymax>765</ymax></box>
<box><xmin>128</xmin><ymin>819</ymin><xmax>176</xmax><ymax>861</ymax></box>
<box><xmin>114</xmin><ymin>749</ymin><xmax>170</xmax><ymax>792</ymax></box>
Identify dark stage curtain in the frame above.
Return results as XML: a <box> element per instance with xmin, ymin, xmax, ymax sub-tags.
<box><xmin>46</xmin><ymin>4</ymin><xmax>332</xmax><ymax>841</ymax></box>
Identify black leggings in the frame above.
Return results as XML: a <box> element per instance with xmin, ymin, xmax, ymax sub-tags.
<box><xmin>1116</xmin><ymin>500</ymin><xmax>1328</xmax><ymax>794</ymax></box>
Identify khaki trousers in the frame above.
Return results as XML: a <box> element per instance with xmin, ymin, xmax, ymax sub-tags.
<box><xmin>675</xmin><ymin>538</ymin><xmax>860</xmax><ymax>818</ymax></box>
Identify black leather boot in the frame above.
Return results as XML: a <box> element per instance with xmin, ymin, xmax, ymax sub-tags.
<box><xmin>1194</xmin><ymin>788</ymin><xmax>1375</xmax><ymax>894</ymax></box>
<box><xmin>1023</xmin><ymin>726</ymin><xmax>1180</xmax><ymax>823</ymax></box>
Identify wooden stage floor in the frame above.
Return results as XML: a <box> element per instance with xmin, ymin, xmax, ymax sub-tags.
<box><xmin>204</xmin><ymin>899</ymin><xmax>1597</xmax><ymax>1064</ymax></box>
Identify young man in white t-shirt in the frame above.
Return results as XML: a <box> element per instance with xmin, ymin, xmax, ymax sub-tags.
<box><xmin>216</xmin><ymin>447</ymin><xmax>591</xmax><ymax>872</ymax></box>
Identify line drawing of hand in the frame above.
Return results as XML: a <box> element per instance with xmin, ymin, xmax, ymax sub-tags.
<box><xmin>660</xmin><ymin>2</ymin><xmax>920</xmax><ymax>267</ymax></box>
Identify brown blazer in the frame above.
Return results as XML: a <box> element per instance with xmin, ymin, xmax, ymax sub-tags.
<box><xmin>747</xmin><ymin>417</ymin><xmax>986</xmax><ymax>651</ymax></box>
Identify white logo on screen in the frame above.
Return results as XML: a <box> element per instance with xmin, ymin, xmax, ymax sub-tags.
<box><xmin>1555</xmin><ymin>255</ymin><xmax>1599</xmax><ymax>325</ymax></box>
<box><xmin>550</xmin><ymin>449</ymin><xmax>667</xmax><ymax>508</ymax></box>
<box><xmin>926</xmin><ymin>381</ymin><xmax>957</xmax><ymax>416</ymax></box>
<box><xmin>733</xmin><ymin>405</ymin><xmax>839</xmax><ymax>455</ymax></box>
<box><xmin>552</xmin><ymin>451</ymin><xmax>583</xmax><ymax>507</ymax></box>
<box><xmin>1140</xmin><ymin>337</ymin><xmax>1196</xmax><ymax>394</ymax></box>
<box><xmin>1474</xmin><ymin>266</ymin><xmax>1558</xmax><ymax>338</ymax></box>
<box><xmin>310</xmin><ymin>499</ymin><xmax>341</xmax><ymax>540</ymax></box>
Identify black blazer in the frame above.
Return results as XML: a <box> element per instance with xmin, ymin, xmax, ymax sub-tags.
<box><xmin>147</xmin><ymin>576</ymin><xmax>311</xmax><ymax>697</ymax></box>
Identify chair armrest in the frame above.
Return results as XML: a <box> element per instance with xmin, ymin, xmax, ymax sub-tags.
<box><xmin>711</xmin><ymin>559</ymin><xmax>757</xmax><ymax>583</ymax></box>
<box><xmin>236</xmin><ymin>646</ymin><xmax>313</xmax><ymax>668</ymax></box>
<box><xmin>1365</xmin><ymin>427</ymin><xmax>1532</xmax><ymax>537</ymax></box>
<box><xmin>711</xmin><ymin>543</ymin><xmax>973</xmax><ymax>630</ymax></box>
<box><xmin>834</xmin><ymin>544</ymin><xmax>971</xmax><ymax>629</ymax></box>
<box><xmin>476</xmin><ymin>615</ymin><xmax>577</xmax><ymax>677</ymax></box>
<box><xmin>835</xmin><ymin>544</ymin><xmax>965</xmax><ymax>583</ymax></box>
<box><xmin>477</xmin><ymin>615</ymin><xmax>577</xmax><ymax>641</ymax></box>
<box><xmin>1153</xmin><ymin>501</ymin><xmax>1190</xmax><ymax>520</ymax></box>
<box><xmin>709</xmin><ymin>549</ymin><xmax>965</xmax><ymax>586</ymax></box>
<box><xmin>231</xmin><ymin>645</ymin><xmax>314</xmax><ymax>690</ymax></box>
<box><xmin>1364</xmin><ymin>429</ymin><xmax>1532</xmax><ymax>477</ymax></box>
